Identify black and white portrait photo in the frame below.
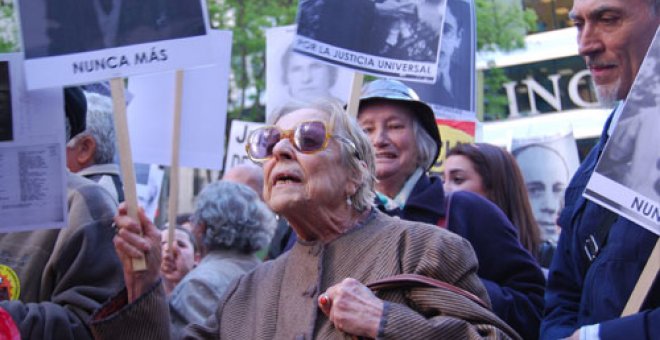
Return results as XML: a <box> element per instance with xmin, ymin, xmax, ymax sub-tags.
<box><xmin>512</xmin><ymin>132</ymin><xmax>580</xmax><ymax>244</ymax></box>
<box><xmin>266</xmin><ymin>25</ymin><xmax>353</xmax><ymax>119</ymax></box>
<box><xmin>18</xmin><ymin>0</ymin><xmax>207</xmax><ymax>58</ymax></box>
<box><xmin>0</xmin><ymin>61</ymin><xmax>13</xmax><ymax>142</ymax></box>
<box><xmin>281</xmin><ymin>46</ymin><xmax>338</xmax><ymax>101</ymax></box>
<box><xmin>407</xmin><ymin>0</ymin><xmax>473</xmax><ymax>113</ymax></box>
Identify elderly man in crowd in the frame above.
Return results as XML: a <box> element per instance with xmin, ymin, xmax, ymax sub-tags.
<box><xmin>541</xmin><ymin>0</ymin><xmax>660</xmax><ymax>339</ymax></box>
<box><xmin>0</xmin><ymin>87</ymin><xmax>121</xmax><ymax>339</ymax></box>
<box><xmin>66</xmin><ymin>91</ymin><xmax>123</xmax><ymax>203</ymax></box>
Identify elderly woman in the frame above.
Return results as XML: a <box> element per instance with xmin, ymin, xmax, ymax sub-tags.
<box><xmin>356</xmin><ymin>79</ymin><xmax>545</xmax><ymax>340</ymax></box>
<box><xmin>90</xmin><ymin>98</ymin><xmax>516</xmax><ymax>339</ymax></box>
<box><xmin>168</xmin><ymin>181</ymin><xmax>275</xmax><ymax>331</ymax></box>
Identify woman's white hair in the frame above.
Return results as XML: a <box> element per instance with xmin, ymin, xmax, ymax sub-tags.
<box><xmin>269</xmin><ymin>97</ymin><xmax>376</xmax><ymax>212</ymax></box>
<box><xmin>191</xmin><ymin>181</ymin><xmax>276</xmax><ymax>253</ymax></box>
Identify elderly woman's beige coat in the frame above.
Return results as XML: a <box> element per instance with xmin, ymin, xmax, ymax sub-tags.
<box><xmin>91</xmin><ymin>210</ymin><xmax>518</xmax><ymax>339</ymax></box>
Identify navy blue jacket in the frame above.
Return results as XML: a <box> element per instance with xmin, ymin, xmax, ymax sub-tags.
<box><xmin>541</xmin><ymin>113</ymin><xmax>659</xmax><ymax>340</ymax></box>
<box><xmin>378</xmin><ymin>174</ymin><xmax>546</xmax><ymax>340</ymax></box>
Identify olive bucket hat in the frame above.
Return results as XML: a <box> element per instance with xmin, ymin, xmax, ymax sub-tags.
<box><xmin>358</xmin><ymin>79</ymin><xmax>442</xmax><ymax>167</ymax></box>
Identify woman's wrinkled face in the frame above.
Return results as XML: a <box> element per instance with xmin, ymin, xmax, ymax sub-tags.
<box><xmin>262</xmin><ymin>108</ymin><xmax>351</xmax><ymax>215</ymax></box>
<box><xmin>358</xmin><ymin>103</ymin><xmax>419</xmax><ymax>189</ymax></box>
<box><xmin>442</xmin><ymin>155</ymin><xmax>487</xmax><ymax>197</ymax></box>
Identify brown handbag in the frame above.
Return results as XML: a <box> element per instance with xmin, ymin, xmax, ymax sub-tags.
<box><xmin>363</xmin><ymin>273</ymin><xmax>521</xmax><ymax>340</ymax></box>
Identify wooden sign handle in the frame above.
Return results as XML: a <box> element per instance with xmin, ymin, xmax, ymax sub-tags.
<box><xmin>167</xmin><ymin>70</ymin><xmax>184</xmax><ymax>251</ymax></box>
<box><xmin>110</xmin><ymin>78</ymin><xmax>146</xmax><ymax>271</ymax></box>
<box><xmin>345</xmin><ymin>73</ymin><xmax>364</xmax><ymax>118</ymax></box>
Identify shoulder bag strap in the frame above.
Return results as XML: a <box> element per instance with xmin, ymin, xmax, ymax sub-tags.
<box><xmin>366</xmin><ymin>273</ymin><xmax>487</xmax><ymax>309</ymax></box>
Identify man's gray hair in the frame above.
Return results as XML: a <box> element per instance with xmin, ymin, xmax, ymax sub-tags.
<box><xmin>269</xmin><ymin>97</ymin><xmax>376</xmax><ymax>212</ymax></box>
<box><xmin>83</xmin><ymin>92</ymin><xmax>116</xmax><ymax>164</ymax></box>
<box><xmin>191</xmin><ymin>181</ymin><xmax>276</xmax><ymax>253</ymax></box>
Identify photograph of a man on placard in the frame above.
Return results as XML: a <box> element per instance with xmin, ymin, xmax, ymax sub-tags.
<box><xmin>407</xmin><ymin>0</ymin><xmax>472</xmax><ymax>113</ymax></box>
<box><xmin>19</xmin><ymin>0</ymin><xmax>206</xmax><ymax>58</ymax></box>
<box><xmin>0</xmin><ymin>61</ymin><xmax>13</xmax><ymax>142</ymax></box>
<box><xmin>512</xmin><ymin>132</ymin><xmax>580</xmax><ymax>244</ymax></box>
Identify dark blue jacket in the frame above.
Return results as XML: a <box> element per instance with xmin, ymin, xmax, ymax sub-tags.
<box><xmin>541</xmin><ymin>113</ymin><xmax>659</xmax><ymax>340</ymax></box>
<box><xmin>378</xmin><ymin>174</ymin><xmax>546</xmax><ymax>340</ymax></box>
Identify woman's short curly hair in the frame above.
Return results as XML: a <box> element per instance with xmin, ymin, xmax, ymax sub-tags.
<box><xmin>269</xmin><ymin>97</ymin><xmax>376</xmax><ymax>212</ymax></box>
<box><xmin>190</xmin><ymin>181</ymin><xmax>276</xmax><ymax>253</ymax></box>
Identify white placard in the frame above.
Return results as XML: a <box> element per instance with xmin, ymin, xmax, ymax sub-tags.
<box><xmin>0</xmin><ymin>53</ymin><xmax>67</xmax><ymax>232</ymax></box>
<box><xmin>16</xmin><ymin>0</ymin><xmax>215</xmax><ymax>89</ymax></box>
<box><xmin>294</xmin><ymin>0</ymin><xmax>446</xmax><ymax>83</ymax></box>
<box><xmin>585</xmin><ymin>28</ymin><xmax>660</xmax><ymax>234</ymax></box>
<box><xmin>224</xmin><ymin>120</ymin><xmax>264</xmax><ymax>172</ymax></box>
<box><xmin>266</xmin><ymin>25</ymin><xmax>354</xmax><ymax>120</ymax></box>
<box><xmin>127</xmin><ymin>30</ymin><xmax>232</xmax><ymax>170</ymax></box>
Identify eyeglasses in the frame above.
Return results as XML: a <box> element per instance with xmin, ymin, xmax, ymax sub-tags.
<box><xmin>245</xmin><ymin>120</ymin><xmax>358</xmax><ymax>163</ymax></box>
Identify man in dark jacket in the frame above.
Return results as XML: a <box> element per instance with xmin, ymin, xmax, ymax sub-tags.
<box><xmin>0</xmin><ymin>87</ymin><xmax>122</xmax><ymax>339</ymax></box>
<box><xmin>541</xmin><ymin>0</ymin><xmax>660</xmax><ymax>339</ymax></box>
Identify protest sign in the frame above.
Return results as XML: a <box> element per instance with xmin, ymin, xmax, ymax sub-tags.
<box><xmin>127</xmin><ymin>30</ymin><xmax>232</xmax><ymax>170</ymax></box>
<box><xmin>266</xmin><ymin>25</ymin><xmax>355</xmax><ymax>120</ymax></box>
<box><xmin>405</xmin><ymin>0</ymin><xmax>476</xmax><ymax>119</ymax></box>
<box><xmin>15</xmin><ymin>0</ymin><xmax>214</xmax><ymax>89</ymax></box>
<box><xmin>0</xmin><ymin>53</ymin><xmax>67</xmax><ymax>232</ymax></box>
<box><xmin>585</xmin><ymin>29</ymin><xmax>660</xmax><ymax>234</ymax></box>
<box><xmin>293</xmin><ymin>0</ymin><xmax>446</xmax><ymax>83</ymax></box>
<box><xmin>224</xmin><ymin>120</ymin><xmax>264</xmax><ymax>172</ymax></box>
<box><xmin>512</xmin><ymin>131</ymin><xmax>580</xmax><ymax>243</ymax></box>
<box><xmin>430</xmin><ymin>118</ymin><xmax>476</xmax><ymax>173</ymax></box>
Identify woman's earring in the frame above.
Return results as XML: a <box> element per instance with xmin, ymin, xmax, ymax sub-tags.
<box><xmin>346</xmin><ymin>196</ymin><xmax>353</xmax><ymax>207</ymax></box>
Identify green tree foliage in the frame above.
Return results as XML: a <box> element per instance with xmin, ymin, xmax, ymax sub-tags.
<box><xmin>0</xmin><ymin>1</ymin><xmax>18</xmax><ymax>53</ymax></box>
<box><xmin>476</xmin><ymin>0</ymin><xmax>537</xmax><ymax>51</ymax></box>
<box><xmin>476</xmin><ymin>0</ymin><xmax>537</xmax><ymax>119</ymax></box>
<box><xmin>207</xmin><ymin>0</ymin><xmax>297</xmax><ymax>123</ymax></box>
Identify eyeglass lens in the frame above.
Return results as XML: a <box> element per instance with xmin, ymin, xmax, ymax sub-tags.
<box><xmin>248</xmin><ymin>121</ymin><xmax>328</xmax><ymax>160</ymax></box>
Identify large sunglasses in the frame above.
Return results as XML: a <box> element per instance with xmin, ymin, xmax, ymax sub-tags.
<box><xmin>245</xmin><ymin>120</ymin><xmax>357</xmax><ymax>163</ymax></box>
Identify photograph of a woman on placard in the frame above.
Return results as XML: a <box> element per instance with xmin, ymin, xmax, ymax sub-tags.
<box><xmin>281</xmin><ymin>46</ymin><xmax>338</xmax><ymax>102</ymax></box>
<box><xmin>266</xmin><ymin>25</ymin><xmax>353</xmax><ymax>119</ymax></box>
<box><xmin>19</xmin><ymin>0</ymin><xmax>206</xmax><ymax>58</ymax></box>
<box><xmin>0</xmin><ymin>61</ymin><xmax>13</xmax><ymax>142</ymax></box>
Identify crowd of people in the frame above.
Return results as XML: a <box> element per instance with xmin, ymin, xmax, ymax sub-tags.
<box><xmin>0</xmin><ymin>0</ymin><xmax>658</xmax><ymax>339</ymax></box>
